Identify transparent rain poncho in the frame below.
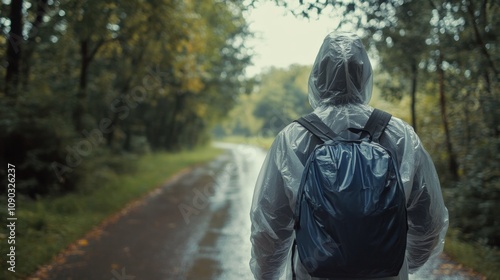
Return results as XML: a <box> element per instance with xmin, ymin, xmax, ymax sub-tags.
<box><xmin>249</xmin><ymin>32</ymin><xmax>449</xmax><ymax>280</ymax></box>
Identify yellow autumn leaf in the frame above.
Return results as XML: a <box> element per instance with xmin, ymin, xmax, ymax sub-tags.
<box><xmin>77</xmin><ymin>239</ymin><xmax>89</xmax><ymax>246</ymax></box>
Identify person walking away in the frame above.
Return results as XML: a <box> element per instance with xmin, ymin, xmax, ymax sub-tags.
<box><xmin>249</xmin><ymin>32</ymin><xmax>449</xmax><ymax>280</ymax></box>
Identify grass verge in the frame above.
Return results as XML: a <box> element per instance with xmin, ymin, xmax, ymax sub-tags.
<box><xmin>444</xmin><ymin>228</ymin><xmax>500</xmax><ymax>279</ymax></box>
<box><xmin>0</xmin><ymin>145</ymin><xmax>222</xmax><ymax>280</ymax></box>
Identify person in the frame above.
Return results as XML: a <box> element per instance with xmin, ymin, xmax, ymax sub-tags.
<box><xmin>249</xmin><ymin>32</ymin><xmax>449</xmax><ymax>280</ymax></box>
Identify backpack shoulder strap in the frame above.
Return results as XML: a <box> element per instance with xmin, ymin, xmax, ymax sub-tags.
<box><xmin>364</xmin><ymin>109</ymin><xmax>392</xmax><ymax>142</ymax></box>
<box><xmin>294</xmin><ymin>113</ymin><xmax>337</xmax><ymax>143</ymax></box>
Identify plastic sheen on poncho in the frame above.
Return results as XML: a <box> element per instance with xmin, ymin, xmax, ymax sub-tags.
<box><xmin>249</xmin><ymin>32</ymin><xmax>449</xmax><ymax>280</ymax></box>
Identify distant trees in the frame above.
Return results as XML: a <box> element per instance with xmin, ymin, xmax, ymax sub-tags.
<box><xmin>0</xmin><ymin>0</ymin><xmax>252</xmax><ymax>196</ymax></box>
<box><xmin>223</xmin><ymin>65</ymin><xmax>310</xmax><ymax>137</ymax></box>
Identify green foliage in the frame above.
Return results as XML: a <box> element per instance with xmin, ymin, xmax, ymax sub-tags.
<box><xmin>0</xmin><ymin>0</ymin><xmax>252</xmax><ymax>196</ymax></box>
<box><xmin>0</xmin><ymin>89</ymin><xmax>80</xmax><ymax>196</ymax></box>
<box><xmin>448</xmin><ymin>138</ymin><xmax>500</xmax><ymax>246</ymax></box>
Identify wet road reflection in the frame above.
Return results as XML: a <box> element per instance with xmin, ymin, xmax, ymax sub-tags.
<box><xmin>184</xmin><ymin>143</ymin><xmax>264</xmax><ymax>279</ymax></box>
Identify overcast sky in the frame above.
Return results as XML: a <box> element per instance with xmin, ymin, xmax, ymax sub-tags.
<box><xmin>244</xmin><ymin>2</ymin><xmax>341</xmax><ymax>76</ymax></box>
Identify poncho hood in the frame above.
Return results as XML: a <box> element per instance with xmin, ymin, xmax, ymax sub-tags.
<box><xmin>308</xmin><ymin>32</ymin><xmax>373</xmax><ymax>109</ymax></box>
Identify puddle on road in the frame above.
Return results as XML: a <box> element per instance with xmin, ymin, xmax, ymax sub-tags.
<box><xmin>186</xmin><ymin>201</ymin><xmax>232</xmax><ymax>279</ymax></box>
<box><xmin>198</xmin><ymin>230</ymin><xmax>219</xmax><ymax>249</ymax></box>
<box><xmin>183</xmin><ymin>144</ymin><xmax>265</xmax><ymax>280</ymax></box>
<box><xmin>198</xmin><ymin>203</ymin><xmax>231</xmax><ymax>249</ymax></box>
<box><xmin>215</xmin><ymin>144</ymin><xmax>265</xmax><ymax>279</ymax></box>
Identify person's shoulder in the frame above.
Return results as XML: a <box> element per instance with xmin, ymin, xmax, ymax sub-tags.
<box><xmin>268</xmin><ymin>120</ymin><xmax>309</xmax><ymax>150</ymax></box>
<box><xmin>387</xmin><ymin>114</ymin><xmax>412</xmax><ymax>131</ymax></box>
<box><xmin>269</xmin><ymin>117</ymin><xmax>307</xmax><ymax>138</ymax></box>
<box><xmin>283</xmin><ymin>121</ymin><xmax>306</xmax><ymax>134</ymax></box>
<box><xmin>267</xmin><ymin>122</ymin><xmax>298</xmax><ymax>144</ymax></box>
<box><xmin>383</xmin><ymin>112</ymin><xmax>422</xmax><ymax>148</ymax></box>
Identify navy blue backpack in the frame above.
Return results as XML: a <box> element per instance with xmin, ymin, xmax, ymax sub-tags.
<box><xmin>292</xmin><ymin>109</ymin><xmax>407</xmax><ymax>279</ymax></box>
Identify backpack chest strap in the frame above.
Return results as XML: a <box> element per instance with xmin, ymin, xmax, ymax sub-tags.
<box><xmin>294</xmin><ymin>109</ymin><xmax>392</xmax><ymax>143</ymax></box>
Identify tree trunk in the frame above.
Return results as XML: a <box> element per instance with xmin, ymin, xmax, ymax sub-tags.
<box><xmin>164</xmin><ymin>93</ymin><xmax>185</xmax><ymax>150</ymax></box>
<box><xmin>73</xmin><ymin>40</ymin><xmax>90</xmax><ymax>132</ymax></box>
<box><xmin>105</xmin><ymin>113</ymin><xmax>118</xmax><ymax>147</ymax></box>
<box><xmin>481</xmin><ymin>71</ymin><xmax>499</xmax><ymax>136</ymax></box>
<box><xmin>107</xmin><ymin>41</ymin><xmax>147</xmax><ymax>147</ymax></box>
<box><xmin>4</xmin><ymin>0</ymin><xmax>23</xmax><ymax>97</ymax></box>
<box><xmin>73</xmin><ymin>39</ymin><xmax>104</xmax><ymax>132</ymax></box>
<box><xmin>463</xmin><ymin>89</ymin><xmax>471</xmax><ymax>147</ymax></box>
<box><xmin>123</xmin><ymin>121</ymin><xmax>132</xmax><ymax>151</ymax></box>
<box><xmin>150</xmin><ymin>97</ymin><xmax>169</xmax><ymax>149</ymax></box>
<box><xmin>410</xmin><ymin>62</ymin><xmax>418</xmax><ymax>132</ymax></box>
<box><xmin>438</xmin><ymin>54</ymin><xmax>459</xmax><ymax>180</ymax></box>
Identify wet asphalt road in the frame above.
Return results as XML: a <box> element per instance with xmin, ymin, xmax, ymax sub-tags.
<box><xmin>38</xmin><ymin>143</ymin><xmax>482</xmax><ymax>280</ymax></box>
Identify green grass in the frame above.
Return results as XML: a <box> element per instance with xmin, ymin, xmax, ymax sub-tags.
<box><xmin>0</xmin><ymin>145</ymin><xmax>222</xmax><ymax>280</ymax></box>
<box><xmin>444</xmin><ymin>228</ymin><xmax>500</xmax><ymax>279</ymax></box>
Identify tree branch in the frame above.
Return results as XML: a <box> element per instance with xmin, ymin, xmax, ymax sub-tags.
<box><xmin>88</xmin><ymin>38</ymin><xmax>105</xmax><ymax>63</ymax></box>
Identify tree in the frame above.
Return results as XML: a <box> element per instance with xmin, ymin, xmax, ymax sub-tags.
<box><xmin>225</xmin><ymin>65</ymin><xmax>310</xmax><ymax>137</ymax></box>
<box><xmin>367</xmin><ymin>1</ymin><xmax>434</xmax><ymax>132</ymax></box>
